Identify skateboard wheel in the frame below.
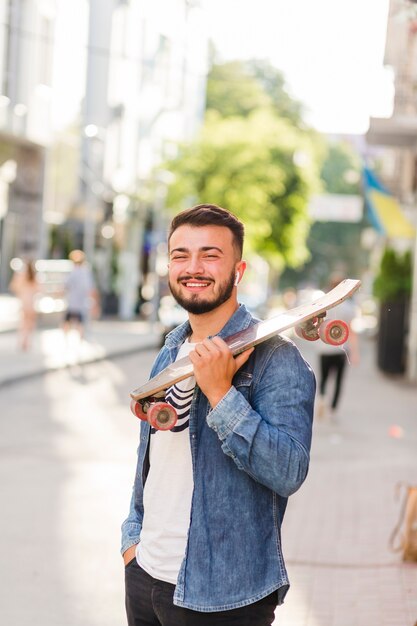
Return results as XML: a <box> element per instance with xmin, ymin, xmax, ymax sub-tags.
<box><xmin>148</xmin><ymin>402</ymin><xmax>178</xmax><ymax>431</ymax></box>
<box><xmin>319</xmin><ymin>319</ymin><xmax>349</xmax><ymax>346</ymax></box>
<box><xmin>130</xmin><ymin>399</ymin><xmax>148</xmax><ymax>421</ymax></box>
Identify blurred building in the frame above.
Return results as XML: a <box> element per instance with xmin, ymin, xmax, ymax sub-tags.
<box><xmin>79</xmin><ymin>0</ymin><xmax>208</xmax><ymax>318</ymax></box>
<box><xmin>0</xmin><ymin>0</ymin><xmax>209</xmax><ymax>319</ymax></box>
<box><xmin>367</xmin><ymin>0</ymin><xmax>417</xmax><ymax>208</ymax></box>
<box><xmin>366</xmin><ymin>0</ymin><xmax>417</xmax><ymax>380</ymax></box>
<box><xmin>0</xmin><ymin>0</ymin><xmax>55</xmax><ymax>291</ymax></box>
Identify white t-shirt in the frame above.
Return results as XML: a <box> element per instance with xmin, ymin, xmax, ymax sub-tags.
<box><xmin>65</xmin><ymin>265</ymin><xmax>94</xmax><ymax>313</ymax></box>
<box><xmin>137</xmin><ymin>340</ymin><xmax>195</xmax><ymax>584</ymax></box>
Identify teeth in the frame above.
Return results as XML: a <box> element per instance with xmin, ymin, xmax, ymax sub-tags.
<box><xmin>186</xmin><ymin>282</ymin><xmax>208</xmax><ymax>287</ymax></box>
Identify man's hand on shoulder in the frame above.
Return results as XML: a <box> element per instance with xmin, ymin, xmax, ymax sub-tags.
<box><xmin>189</xmin><ymin>336</ymin><xmax>253</xmax><ymax>408</ymax></box>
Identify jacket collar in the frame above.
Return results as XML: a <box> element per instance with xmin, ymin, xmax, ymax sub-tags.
<box><xmin>165</xmin><ymin>304</ymin><xmax>253</xmax><ymax>348</ymax></box>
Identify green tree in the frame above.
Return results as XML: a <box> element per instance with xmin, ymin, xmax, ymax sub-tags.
<box><xmin>321</xmin><ymin>143</ymin><xmax>361</xmax><ymax>194</ymax></box>
<box><xmin>166</xmin><ymin>109</ymin><xmax>322</xmax><ymax>271</ymax></box>
<box><xmin>246</xmin><ymin>59</ymin><xmax>304</xmax><ymax>124</ymax></box>
<box><xmin>206</xmin><ymin>62</ymin><xmax>271</xmax><ymax>118</ymax></box>
<box><xmin>206</xmin><ymin>59</ymin><xmax>304</xmax><ymax>124</ymax></box>
<box><xmin>280</xmin><ymin>140</ymin><xmax>366</xmax><ymax>289</ymax></box>
<box><xmin>162</xmin><ymin>59</ymin><xmax>325</xmax><ymax>274</ymax></box>
<box><xmin>373</xmin><ymin>248</ymin><xmax>412</xmax><ymax>302</ymax></box>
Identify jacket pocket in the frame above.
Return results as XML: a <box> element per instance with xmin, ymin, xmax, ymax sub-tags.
<box><xmin>233</xmin><ymin>371</ymin><xmax>253</xmax><ymax>402</ymax></box>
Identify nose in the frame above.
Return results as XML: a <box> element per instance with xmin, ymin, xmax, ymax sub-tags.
<box><xmin>185</xmin><ymin>254</ymin><xmax>204</xmax><ymax>276</ymax></box>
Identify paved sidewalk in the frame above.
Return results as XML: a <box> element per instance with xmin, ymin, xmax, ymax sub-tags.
<box><xmin>0</xmin><ymin>318</ymin><xmax>161</xmax><ymax>387</ymax></box>
<box><xmin>0</xmin><ymin>294</ymin><xmax>21</xmax><ymax>332</ymax></box>
<box><xmin>277</xmin><ymin>336</ymin><xmax>417</xmax><ymax>626</ymax></box>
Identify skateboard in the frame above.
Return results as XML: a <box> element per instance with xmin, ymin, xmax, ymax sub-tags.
<box><xmin>130</xmin><ymin>278</ymin><xmax>361</xmax><ymax>431</ymax></box>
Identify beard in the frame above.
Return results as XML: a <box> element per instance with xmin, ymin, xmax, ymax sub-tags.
<box><xmin>169</xmin><ymin>268</ymin><xmax>236</xmax><ymax>315</ymax></box>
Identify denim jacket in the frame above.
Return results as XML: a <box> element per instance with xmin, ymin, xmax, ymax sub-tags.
<box><xmin>121</xmin><ymin>304</ymin><xmax>316</xmax><ymax>612</ymax></box>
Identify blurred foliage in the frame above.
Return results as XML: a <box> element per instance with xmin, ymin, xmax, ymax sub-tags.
<box><xmin>48</xmin><ymin>224</ymin><xmax>75</xmax><ymax>259</ymax></box>
<box><xmin>321</xmin><ymin>142</ymin><xmax>361</xmax><ymax>194</ymax></box>
<box><xmin>164</xmin><ymin>61</ymin><xmax>324</xmax><ymax>271</ymax></box>
<box><xmin>280</xmin><ymin>140</ymin><xmax>366</xmax><ymax>289</ymax></box>
<box><xmin>206</xmin><ymin>60</ymin><xmax>304</xmax><ymax>124</ymax></box>
<box><xmin>373</xmin><ymin>248</ymin><xmax>412</xmax><ymax>302</ymax></box>
<box><xmin>245</xmin><ymin>60</ymin><xmax>305</xmax><ymax>125</ymax></box>
<box><xmin>206</xmin><ymin>62</ymin><xmax>271</xmax><ymax>118</ymax></box>
<box><xmin>45</xmin><ymin>126</ymin><xmax>82</xmax><ymax>257</ymax></box>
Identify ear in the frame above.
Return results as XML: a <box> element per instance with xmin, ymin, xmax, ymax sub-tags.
<box><xmin>234</xmin><ymin>261</ymin><xmax>247</xmax><ymax>286</ymax></box>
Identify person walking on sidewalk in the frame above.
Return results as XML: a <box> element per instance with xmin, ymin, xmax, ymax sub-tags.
<box><xmin>121</xmin><ymin>204</ymin><xmax>316</xmax><ymax>626</ymax></box>
<box><xmin>63</xmin><ymin>249</ymin><xmax>99</xmax><ymax>340</ymax></box>
<box><xmin>9</xmin><ymin>259</ymin><xmax>40</xmax><ymax>351</ymax></box>
<box><xmin>316</xmin><ymin>272</ymin><xmax>360</xmax><ymax>421</ymax></box>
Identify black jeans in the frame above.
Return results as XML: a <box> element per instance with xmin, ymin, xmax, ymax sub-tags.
<box><xmin>125</xmin><ymin>559</ymin><xmax>277</xmax><ymax>626</ymax></box>
<box><xmin>319</xmin><ymin>353</ymin><xmax>346</xmax><ymax>409</ymax></box>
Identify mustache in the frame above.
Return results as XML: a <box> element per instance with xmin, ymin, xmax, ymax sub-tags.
<box><xmin>177</xmin><ymin>275</ymin><xmax>214</xmax><ymax>283</ymax></box>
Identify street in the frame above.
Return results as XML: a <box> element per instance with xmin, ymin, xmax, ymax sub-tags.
<box><xmin>281</xmin><ymin>337</ymin><xmax>417</xmax><ymax>626</ymax></box>
<box><xmin>0</xmin><ymin>336</ymin><xmax>416</xmax><ymax>626</ymax></box>
<box><xmin>0</xmin><ymin>350</ymin><xmax>156</xmax><ymax>626</ymax></box>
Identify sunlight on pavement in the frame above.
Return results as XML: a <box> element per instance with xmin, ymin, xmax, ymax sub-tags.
<box><xmin>41</xmin><ymin>360</ymin><xmax>133</xmax><ymax>455</ymax></box>
<box><xmin>0</xmin><ymin>295</ymin><xmax>20</xmax><ymax>331</ymax></box>
<box><xmin>40</xmin><ymin>362</ymin><xmax>139</xmax><ymax>624</ymax></box>
<box><xmin>274</xmin><ymin>586</ymin><xmax>322</xmax><ymax>626</ymax></box>
<box><xmin>40</xmin><ymin>328</ymin><xmax>105</xmax><ymax>368</ymax></box>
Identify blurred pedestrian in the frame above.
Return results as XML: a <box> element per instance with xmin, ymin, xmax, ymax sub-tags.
<box><xmin>63</xmin><ymin>250</ymin><xmax>99</xmax><ymax>340</ymax></box>
<box><xmin>316</xmin><ymin>272</ymin><xmax>360</xmax><ymax>421</ymax></box>
<box><xmin>9</xmin><ymin>260</ymin><xmax>40</xmax><ymax>351</ymax></box>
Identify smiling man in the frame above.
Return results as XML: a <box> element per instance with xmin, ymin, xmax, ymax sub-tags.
<box><xmin>121</xmin><ymin>204</ymin><xmax>316</xmax><ymax>626</ymax></box>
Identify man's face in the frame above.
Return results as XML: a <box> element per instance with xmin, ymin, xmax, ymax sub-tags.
<box><xmin>168</xmin><ymin>224</ymin><xmax>243</xmax><ymax>315</ymax></box>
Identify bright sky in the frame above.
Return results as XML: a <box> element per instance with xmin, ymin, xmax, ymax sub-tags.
<box><xmin>202</xmin><ymin>0</ymin><xmax>393</xmax><ymax>134</ymax></box>
<box><xmin>50</xmin><ymin>0</ymin><xmax>88</xmax><ymax>130</ymax></box>
<box><xmin>52</xmin><ymin>0</ymin><xmax>393</xmax><ymax>135</ymax></box>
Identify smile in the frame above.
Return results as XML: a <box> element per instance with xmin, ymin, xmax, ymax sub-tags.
<box><xmin>184</xmin><ymin>282</ymin><xmax>210</xmax><ymax>287</ymax></box>
<box><xmin>184</xmin><ymin>282</ymin><xmax>210</xmax><ymax>288</ymax></box>
<box><xmin>179</xmin><ymin>278</ymin><xmax>213</xmax><ymax>291</ymax></box>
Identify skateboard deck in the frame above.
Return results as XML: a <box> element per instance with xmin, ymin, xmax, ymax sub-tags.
<box><xmin>130</xmin><ymin>278</ymin><xmax>361</xmax><ymax>429</ymax></box>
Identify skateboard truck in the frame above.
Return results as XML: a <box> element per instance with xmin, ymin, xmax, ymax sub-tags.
<box><xmin>130</xmin><ymin>394</ymin><xmax>178</xmax><ymax>430</ymax></box>
<box><xmin>295</xmin><ymin>314</ymin><xmax>349</xmax><ymax>345</ymax></box>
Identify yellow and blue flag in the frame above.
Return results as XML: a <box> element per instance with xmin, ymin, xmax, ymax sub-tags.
<box><xmin>363</xmin><ymin>166</ymin><xmax>415</xmax><ymax>239</ymax></box>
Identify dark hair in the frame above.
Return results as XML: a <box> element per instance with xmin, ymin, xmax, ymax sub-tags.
<box><xmin>168</xmin><ymin>204</ymin><xmax>244</xmax><ymax>258</ymax></box>
<box><xmin>26</xmin><ymin>261</ymin><xmax>36</xmax><ymax>282</ymax></box>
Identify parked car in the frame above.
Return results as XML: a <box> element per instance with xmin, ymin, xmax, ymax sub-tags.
<box><xmin>34</xmin><ymin>259</ymin><xmax>73</xmax><ymax>320</ymax></box>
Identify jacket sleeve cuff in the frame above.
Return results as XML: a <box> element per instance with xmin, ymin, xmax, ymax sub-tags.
<box><xmin>120</xmin><ymin>520</ymin><xmax>141</xmax><ymax>555</ymax></box>
<box><xmin>121</xmin><ymin>539</ymin><xmax>140</xmax><ymax>556</ymax></box>
<box><xmin>206</xmin><ymin>386</ymin><xmax>251</xmax><ymax>439</ymax></box>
